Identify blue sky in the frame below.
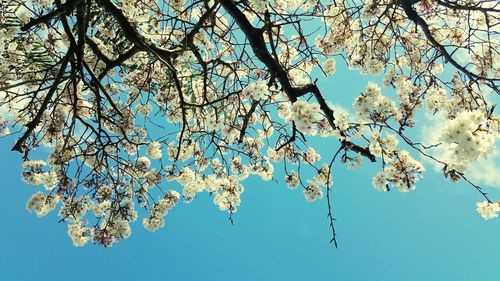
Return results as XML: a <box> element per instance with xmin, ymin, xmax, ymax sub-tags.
<box><xmin>1</xmin><ymin>137</ymin><xmax>500</xmax><ymax>281</ymax></box>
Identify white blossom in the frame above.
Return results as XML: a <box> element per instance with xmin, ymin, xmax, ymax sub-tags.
<box><xmin>303</xmin><ymin>181</ymin><xmax>323</xmax><ymax>202</ymax></box>
<box><xmin>322</xmin><ymin>58</ymin><xmax>336</xmax><ymax>76</ymax></box>
<box><xmin>147</xmin><ymin>141</ymin><xmax>163</xmax><ymax>159</ymax></box>
<box><xmin>292</xmin><ymin>101</ymin><xmax>321</xmax><ymax>134</ymax></box>
<box><xmin>476</xmin><ymin>201</ymin><xmax>500</xmax><ymax>220</ymax></box>
<box><xmin>67</xmin><ymin>221</ymin><xmax>91</xmax><ymax>247</ymax></box>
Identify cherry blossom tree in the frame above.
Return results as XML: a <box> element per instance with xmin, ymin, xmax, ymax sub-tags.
<box><xmin>0</xmin><ymin>0</ymin><xmax>499</xmax><ymax>247</ymax></box>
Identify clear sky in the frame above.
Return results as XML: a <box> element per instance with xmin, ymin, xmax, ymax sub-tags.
<box><xmin>1</xmin><ymin>57</ymin><xmax>500</xmax><ymax>281</ymax></box>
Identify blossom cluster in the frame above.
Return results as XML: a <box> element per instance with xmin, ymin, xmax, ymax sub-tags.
<box><xmin>242</xmin><ymin>79</ymin><xmax>268</xmax><ymax>100</ymax></box>
<box><xmin>322</xmin><ymin>58</ymin><xmax>336</xmax><ymax>76</ymax></box>
<box><xmin>21</xmin><ymin>160</ymin><xmax>58</xmax><ymax>190</ymax></box>
<box><xmin>249</xmin><ymin>0</ymin><xmax>267</xmax><ymax>14</ymax></box>
<box><xmin>0</xmin><ymin>116</ymin><xmax>9</xmax><ymax>136</ymax></box>
<box><xmin>147</xmin><ymin>141</ymin><xmax>163</xmax><ymax>159</ymax></box>
<box><xmin>353</xmin><ymin>82</ymin><xmax>401</xmax><ymax>123</ymax></box>
<box><xmin>291</xmin><ymin>100</ymin><xmax>322</xmax><ymax>134</ymax></box>
<box><xmin>143</xmin><ymin>191</ymin><xmax>180</xmax><ymax>232</ymax></box>
<box><xmin>368</xmin><ymin>132</ymin><xmax>425</xmax><ymax>192</ymax></box>
<box><xmin>26</xmin><ymin>191</ymin><xmax>60</xmax><ymax>217</ymax></box>
<box><xmin>476</xmin><ymin>201</ymin><xmax>500</xmax><ymax>220</ymax></box>
<box><xmin>440</xmin><ymin>110</ymin><xmax>495</xmax><ymax>173</ymax></box>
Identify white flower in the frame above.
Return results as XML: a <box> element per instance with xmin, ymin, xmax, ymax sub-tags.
<box><xmin>348</xmin><ymin>154</ymin><xmax>363</xmax><ymax>169</ymax></box>
<box><xmin>426</xmin><ymin>87</ymin><xmax>446</xmax><ymax>112</ymax></box>
<box><xmin>303</xmin><ymin>147</ymin><xmax>321</xmax><ymax>164</ymax></box>
<box><xmin>250</xmin><ymin>0</ymin><xmax>267</xmax><ymax>13</ymax></box>
<box><xmin>314</xmin><ymin>164</ymin><xmax>332</xmax><ymax>187</ymax></box>
<box><xmin>34</xmin><ymin>0</ymin><xmax>54</xmax><ymax>9</ymax></box>
<box><xmin>0</xmin><ymin>116</ymin><xmax>9</xmax><ymax>137</ymax></box>
<box><xmin>22</xmin><ymin>160</ymin><xmax>47</xmax><ymax>185</ymax></box>
<box><xmin>136</xmin><ymin>156</ymin><xmax>151</xmax><ymax>170</ymax></box>
<box><xmin>147</xmin><ymin>141</ymin><xmax>162</xmax><ymax>159</ymax></box>
<box><xmin>42</xmin><ymin>171</ymin><xmax>58</xmax><ymax>190</ymax></box>
<box><xmin>143</xmin><ymin>217</ymin><xmax>165</xmax><ymax>232</ymax></box>
<box><xmin>354</xmin><ymin>82</ymin><xmax>400</xmax><ymax>122</ymax></box>
<box><xmin>213</xmin><ymin>177</ymin><xmax>244</xmax><ymax>213</ymax></box>
<box><xmin>384</xmin><ymin>150</ymin><xmax>425</xmax><ymax>192</ymax></box>
<box><xmin>285</xmin><ymin>172</ymin><xmax>300</xmax><ymax>189</ymax></box>
<box><xmin>242</xmin><ymin>79</ymin><xmax>268</xmax><ymax>100</ymax></box>
<box><xmin>136</xmin><ymin>103</ymin><xmax>153</xmax><ymax>117</ymax></box>
<box><xmin>23</xmin><ymin>160</ymin><xmax>46</xmax><ymax>169</ymax></box>
<box><xmin>372</xmin><ymin>171</ymin><xmax>388</xmax><ymax>192</ymax></box>
<box><xmin>476</xmin><ymin>201</ymin><xmax>500</xmax><ymax>220</ymax></box>
<box><xmin>92</xmin><ymin>200</ymin><xmax>112</xmax><ymax>217</ymax></box>
<box><xmin>26</xmin><ymin>192</ymin><xmax>60</xmax><ymax>217</ymax></box>
<box><xmin>169</xmin><ymin>0</ymin><xmax>184</xmax><ymax>12</ymax></box>
<box><xmin>440</xmin><ymin>110</ymin><xmax>495</xmax><ymax>173</ymax></box>
<box><xmin>322</xmin><ymin>58</ymin><xmax>336</xmax><ymax>76</ymax></box>
<box><xmin>68</xmin><ymin>221</ymin><xmax>91</xmax><ymax>247</ymax></box>
<box><xmin>292</xmin><ymin>100</ymin><xmax>321</xmax><ymax>134</ymax></box>
<box><xmin>143</xmin><ymin>190</ymin><xmax>179</xmax><ymax>232</ymax></box>
<box><xmin>109</xmin><ymin>220</ymin><xmax>131</xmax><ymax>239</ymax></box>
<box><xmin>303</xmin><ymin>181</ymin><xmax>323</xmax><ymax>202</ymax></box>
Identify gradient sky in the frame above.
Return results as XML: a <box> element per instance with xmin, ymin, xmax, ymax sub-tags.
<box><xmin>1</xmin><ymin>55</ymin><xmax>500</xmax><ymax>281</ymax></box>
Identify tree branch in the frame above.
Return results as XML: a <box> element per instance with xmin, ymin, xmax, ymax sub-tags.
<box><xmin>12</xmin><ymin>47</ymin><xmax>74</xmax><ymax>153</ymax></box>
<box><xmin>238</xmin><ymin>100</ymin><xmax>259</xmax><ymax>143</ymax></box>
<box><xmin>401</xmin><ymin>0</ymin><xmax>499</xmax><ymax>82</ymax></box>
<box><xmin>21</xmin><ymin>0</ymin><xmax>82</xmax><ymax>31</ymax></box>
<box><xmin>219</xmin><ymin>0</ymin><xmax>376</xmax><ymax>161</ymax></box>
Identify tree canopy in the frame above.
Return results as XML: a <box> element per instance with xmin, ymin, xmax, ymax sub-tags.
<box><xmin>0</xmin><ymin>0</ymin><xmax>499</xmax><ymax>247</ymax></box>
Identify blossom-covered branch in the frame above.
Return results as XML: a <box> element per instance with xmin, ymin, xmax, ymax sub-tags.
<box><xmin>0</xmin><ymin>0</ymin><xmax>498</xmax><ymax>247</ymax></box>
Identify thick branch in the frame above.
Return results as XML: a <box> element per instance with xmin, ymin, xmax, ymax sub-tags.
<box><xmin>218</xmin><ymin>0</ymin><xmax>297</xmax><ymax>102</ymax></box>
<box><xmin>75</xmin><ymin>0</ymin><xmax>87</xmax><ymax>69</ymax></box>
<box><xmin>12</xmin><ymin>48</ymin><xmax>73</xmax><ymax>153</ymax></box>
<box><xmin>401</xmin><ymin>0</ymin><xmax>499</xmax><ymax>82</ymax></box>
<box><xmin>96</xmin><ymin>0</ymin><xmax>178</xmax><ymax>63</ymax></box>
<box><xmin>219</xmin><ymin>0</ymin><xmax>376</xmax><ymax>161</ymax></box>
<box><xmin>86</xmin><ymin>37</ymin><xmax>113</xmax><ymax>65</ymax></box>
<box><xmin>98</xmin><ymin>46</ymin><xmax>140</xmax><ymax>80</ymax></box>
<box><xmin>181</xmin><ymin>4</ymin><xmax>219</xmax><ymax>47</ymax></box>
<box><xmin>21</xmin><ymin>0</ymin><xmax>82</xmax><ymax>31</ymax></box>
